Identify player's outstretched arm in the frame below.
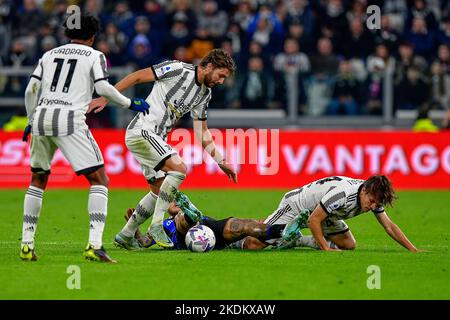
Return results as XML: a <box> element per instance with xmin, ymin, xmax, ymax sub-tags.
<box><xmin>22</xmin><ymin>77</ymin><xmax>42</xmax><ymax>141</ymax></box>
<box><xmin>94</xmin><ymin>81</ymin><xmax>149</xmax><ymax>114</ymax></box>
<box><xmin>307</xmin><ymin>205</ymin><xmax>341</xmax><ymax>251</ymax></box>
<box><xmin>193</xmin><ymin>119</ymin><xmax>237</xmax><ymax>183</ymax></box>
<box><xmin>88</xmin><ymin>68</ymin><xmax>155</xmax><ymax>113</ymax></box>
<box><xmin>374</xmin><ymin>212</ymin><xmax>423</xmax><ymax>252</ymax></box>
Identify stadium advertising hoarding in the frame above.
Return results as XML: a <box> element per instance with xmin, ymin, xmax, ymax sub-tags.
<box><xmin>0</xmin><ymin>129</ymin><xmax>449</xmax><ymax>189</ymax></box>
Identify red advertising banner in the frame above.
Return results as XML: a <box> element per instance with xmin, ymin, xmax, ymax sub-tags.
<box><xmin>1</xmin><ymin>129</ymin><xmax>449</xmax><ymax>189</ymax></box>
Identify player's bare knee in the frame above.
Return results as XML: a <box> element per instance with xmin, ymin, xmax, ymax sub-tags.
<box><xmin>341</xmin><ymin>240</ymin><xmax>356</xmax><ymax>250</ymax></box>
<box><xmin>31</xmin><ymin>173</ymin><xmax>49</xmax><ymax>189</ymax></box>
<box><xmin>85</xmin><ymin>168</ymin><xmax>109</xmax><ymax>187</ymax></box>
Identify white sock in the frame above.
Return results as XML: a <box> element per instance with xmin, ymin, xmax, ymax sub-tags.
<box><xmin>149</xmin><ymin>171</ymin><xmax>185</xmax><ymax>229</ymax></box>
<box><xmin>296</xmin><ymin>235</ymin><xmax>338</xmax><ymax>250</ymax></box>
<box><xmin>21</xmin><ymin>186</ymin><xmax>44</xmax><ymax>250</ymax></box>
<box><xmin>121</xmin><ymin>192</ymin><xmax>158</xmax><ymax>237</ymax></box>
<box><xmin>88</xmin><ymin>185</ymin><xmax>108</xmax><ymax>249</ymax></box>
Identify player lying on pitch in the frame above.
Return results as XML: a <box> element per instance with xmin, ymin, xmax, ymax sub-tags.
<box><xmin>115</xmin><ymin>192</ymin><xmax>286</xmax><ymax>250</ymax></box>
<box><xmin>242</xmin><ymin>175</ymin><xmax>423</xmax><ymax>252</ymax></box>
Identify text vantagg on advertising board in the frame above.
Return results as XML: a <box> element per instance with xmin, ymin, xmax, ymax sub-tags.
<box><xmin>1</xmin><ymin>129</ymin><xmax>449</xmax><ymax>189</ymax></box>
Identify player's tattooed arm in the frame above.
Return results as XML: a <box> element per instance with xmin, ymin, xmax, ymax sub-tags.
<box><xmin>224</xmin><ymin>218</ymin><xmax>270</xmax><ymax>242</ymax></box>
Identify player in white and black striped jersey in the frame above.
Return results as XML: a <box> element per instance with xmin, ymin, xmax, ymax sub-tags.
<box><xmin>89</xmin><ymin>49</ymin><xmax>238</xmax><ymax>249</ymax></box>
<box><xmin>241</xmin><ymin>175</ymin><xmax>422</xmax><ymax>252</ymax></box>
<box><xmin>20</xmin><ymin>13</ymin><xmax>150</xmax><ymax>263</ymax></box>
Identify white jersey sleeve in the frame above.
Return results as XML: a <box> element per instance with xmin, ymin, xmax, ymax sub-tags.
<box><xmin>31</xmin><ymin>58</ymin><xmax>44</xmax><ymax>81</ymax></box>
<box><xmin>151</xmin><ymin>60</ymin><xmax>184</xmax><ymax>81</ymax></box>
<box><xmin>91</xmin><ymin>52</ymin><xmax>109</xmax><ymax>83</ymax></box>
<box><xmin>190</xmin><ymin>88</ymin><xmax>210</xmax><ymax>120</ymax></box>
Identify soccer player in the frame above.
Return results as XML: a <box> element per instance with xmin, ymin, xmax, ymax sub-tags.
<box><xmin>244</xmin><ymin>175</ymin><xmax>422</xmax><ymax>252</ymax></box>
<box><xmin>121</xmin><ymin>192</ymin><xmax>288</xmax><ymax>251</ymax></box>
<box><xmin>89</xmin><ymin>49</ymin><xmax>238</xmax><ymax>248</ymax></box>
<box><xmin>20</xmin><ymin>13</ymin><xmax>150</xmax><ymax>263</ymax></box>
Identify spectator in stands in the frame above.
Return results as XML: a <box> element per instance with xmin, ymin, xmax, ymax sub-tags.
<box><xmin>225</xmin><ymin>22</ymin><xmax>243</xmax><ymax>59</ymax></box>
<box><xmin>164</xmin><ymin>16</ymin><xmax>192</xmax><ymax>58</ymax></box>
<box><xmin>373</xmin><ymin>15</ymin><xmax>400</xmax><ymax>54</ymax></box>
<box><xmin>403</xmin><ymin>16</ymin><xmax>436</xmax><ymax>61</ymax></box>
<box><xmin>232</xmin><ymin>0</ymin><xmax>255</xmax><ymax>32</ymax></box>
<box><xmin>273</xmin><ymin>37</ymin><xmax>310</xmax><ymax>113</ymax></box>
<box><xmin>306</xmin><ymin>37</ymin><xmax>340</xmax><ymax>116</ymax></box>
<box><xmin>104</xmin><ymin>22</ymin><xmax>128</xmax><ymax>65</ymax></box>
<box><xmin>429</xmin><ymin>44</ymin><xmax>450</xmax><ymax>110</ymax></box>
<box><xmin>245</xmin><ymin>4</ymin><xmax>285</xmax><ymax>58</ymax></box>
<box><xmin>238</xmin><ymin>56</ymin><xmax>273</xmax><ymax>109</ymax></box>
<box><xmin>142</xmin><ymin>0</ymin><xmax>167</xmax><ymax>34</ymax></box>
<box><xmin>128</xmin><ymin>34</ymin><xmax>155</xmax><ymax>69</ymax></box>
<box><xmin>83</xmin><ymin>0</ymin><xmax>103</xmax><ymax>18</ymax></box>
<box><xmin>382</xmin><ymin>0</ymin><xmax>407</xmax><ymax>32</ymax></box>
<box><xmin>286</xmin><ymin>20</ymin><xmax>314</xmax><ymax>54</ymax></box>
<box><xmin>285</xmin><ymin>0</ymin><xmax>315</xmax><ymax>41</ymax></box>
<box><xmin>363</xmin><ymin>57</ymin><xmax>385</xmax><ymax>115</ymax></box>
<box><xmin>173</xmin><ymin>45</ymin><xmax>189</xmax><ymax>62</ymax></box>
<box><xmin>37</xmin><ymin>35</ymin><xmax>57</xmax><ymax>57</ymax></box>
<box><xmin>4</xmin><ymin>39</ymin><xmax>34</xmax><ymax>97</ymax></box>
<box><xmin>327</xmin><ymin>59</ymin><xmax>361</xmax><ymax>115</ymax></box>
<box><xmin>106</xmin><ymin>1</ymin><xmax>135</xmax><ymax>38</ymax></box>
<box><xmin>12</xmin><ymin>0</ymin><xmax>44</xmax><ymax>38</ymax></box>
<box><xmin>396</xmin><ymin>64</ymin><xmax>430</xmax><ymax>110</ymax></box>
<box><xmin>346</xmin><ymin>0</ymin><xmax>367</xmax><ymax>24</ymax></box>
<box><xmin>46</xmin><ymin>0</ymin><xmax>68</xmax><ymax>30</ymax></box>
<box><xmin>394</xmin><ymin>40</ymin><xmax>427</xmax><ymax>87</ymax></box>
<box><xmin>435</xmin><ymin>43</ymin><xmax>450</xmax><ymax>73</ymax></box>
<box><xmin>343</xmin><ymin>18</ymin><xmax>374</xmax><ymax>59</ymax></box>
<box><xmin>128</xmin><ymin>16</ymin><xmax>160</xmax><ymax>65</ymax></box>
<box><xmin>310</xmin><ymin>37</ymin><xmax>340</xmax><ymax>78</ymax></box>
<box><xmin>186</xmin><ymin>26</ymin><xmax>215</xmax><ymax>64</ymax></box>
<box><xmin>209</xmin><ymin>40</ymin><xmax>240</xmax><ymax>109</ymax></box>
<box><xmin>406</xmin><ymin>0</ymin><xmax>439</xmax><ymax>31</ymax></box>
<box><xmin>321</xmin><ymin>0</ymin><xmax>348</xmax><ymax>37</ymax></box>
<box><xmin>168</xmin><ymin>0</ymin><xmax>197</xmax><ymax>32</ymax></box>
<box><xmin>437</xmin><ymin>15</ymin><xmax>450</xmax><ymax>47</ymax></box>
<box><xmin>0</xmin><ymin>0</ymin><xmax>12</xmax><ymax>60</ymax></box>
<box><xmin>198</xmin><ymin>0</ymin><xmax>228</xmax><ymax>40</ymax></box>
<box><xmin>240</xmin><ymin>40</ymin><xmax>271</xmax><ymax>70</ymax></box>
<box><xmin>367</xmin><ymin>42</ymin><xmax>395</xmax><ymax>73</ymax></box>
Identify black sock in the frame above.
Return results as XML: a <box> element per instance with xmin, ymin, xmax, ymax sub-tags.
<box><xmin>267</xmin><ymin>224</ymin><xmax>285</xmax><ymax>239</ymax></box>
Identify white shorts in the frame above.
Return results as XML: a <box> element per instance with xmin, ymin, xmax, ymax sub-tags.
<box><xmin>30</xmin><ymin>129</ymin><xmax>104</xmax><ymax>175</ymax></box>
<box><xmin>263</xmin><ymin>193</ymin><xmax>349</xmax><ymax>245</ymax></box>
<box><xmin>125</xmin><ymin>128</ymin><xmax>177</xmax><ymax>183</ymax></box>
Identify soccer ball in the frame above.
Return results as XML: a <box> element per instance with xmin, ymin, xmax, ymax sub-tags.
<box><xmin>185</xmin><ymin>225</ymin><xmax>216</xmax><ymax>253</ymax></box>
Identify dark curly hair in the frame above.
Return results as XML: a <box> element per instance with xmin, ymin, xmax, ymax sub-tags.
<box><xmin>363</xmin><ymin>175</ymin><xmax>397</xmax><ymax>207</ymax></box>
<box><xmin>64</xmin><ymin>13</ymin><xmax>99</xmax><ymax>41</ymax></box>
<box><xmin>199</xmin><ymin>49</ymin><xmax>236</xmax><ymax>74</ymax></box>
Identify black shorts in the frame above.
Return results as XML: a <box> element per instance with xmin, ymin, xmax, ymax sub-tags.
<box><xmin>200</xmin><ymin>216</ymin><xmax>233</xmax><ymax>250</ymax></box>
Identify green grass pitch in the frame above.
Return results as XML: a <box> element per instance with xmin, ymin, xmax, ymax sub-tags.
<box><xmin>1</xmin><ymin>189</ymin><xmax>449</xmax><ymax>300</ymax></box>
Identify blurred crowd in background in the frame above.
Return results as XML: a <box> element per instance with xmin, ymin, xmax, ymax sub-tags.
<box><xmin>0</xmin><ymin>0</ymin><xmax>449</xmax><ymax>123</ymax></box>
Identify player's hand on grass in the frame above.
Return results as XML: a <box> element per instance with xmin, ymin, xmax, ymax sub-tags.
<box><xmin>129</xmin><ymin>98</ymin><xmax>150</xmax><ymax>115</ymax></box>
<box><xmin>22</xmin><ymin>125</ymin><xmax>32</xmax><ymax>142</ymax></box>
<box><xmin>88</xmin><ymin>97</ymin><xmax>108</xmax><ymax>114</ymax></box>
<box><xmin>218</xmin><ymin>160</ymin><xmax>238</xmax><ymax>183</ymax></box>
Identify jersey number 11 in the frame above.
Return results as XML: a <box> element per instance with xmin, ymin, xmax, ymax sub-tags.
<box><xmin>50</xmin><ymin>58</ymin><xmax>78</xmax><ymax>93</ymax></box>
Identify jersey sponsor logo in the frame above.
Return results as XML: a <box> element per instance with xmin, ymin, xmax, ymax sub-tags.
<box><xmin>51</xmin><ymin>48</ymin><xmax>92</xmax><ymax>56</ymax></box>
<box><xmin>160</xmin><ymin>66</ymin><xmax>171</xmax><ymax>75</ymax></box>
<box><xmin>38</xmin><ymin>98</ymin><xmax>73</xmax><ymax>106</ymax></box>
<box><xmin>329</xmin><ymin>203</ymin><xmax>340</xmax><ymax>210</ymax></box>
